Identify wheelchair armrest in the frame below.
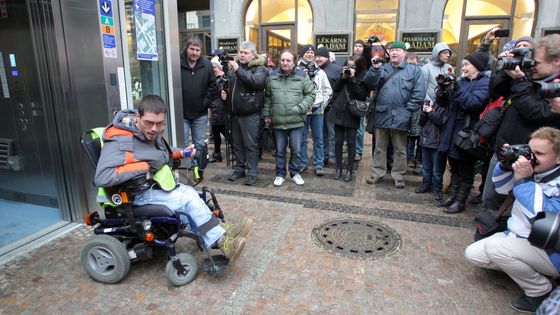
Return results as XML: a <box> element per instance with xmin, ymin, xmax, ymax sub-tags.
<box><xmin>104</xmin><ymin>174</ymin><xmax>153</xmax><ymax>201</ymax></box>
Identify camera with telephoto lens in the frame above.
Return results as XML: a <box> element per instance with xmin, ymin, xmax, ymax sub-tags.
<box><xmin>529</xmin><ymin>211</ymin><xmax>560</xmax><ymax>252</ymax></box>
<box><xmin>495</xmin><ymin>48</ymin><xmax>536</xmax><ymax>71</ymax></box>
<box><xmin>537</xmin><ymin>81</ymin><xmax>560</xmax><ymax>99</ymax></box>
<box><xmin>497</xmin><ymin>144</ymin><xmax>534</xmax><ymax>171</ymax></box>
<box><xmin>436</xmin><ymin>73</ymin><xmax>456</xmax><ymax>86</ymax></box>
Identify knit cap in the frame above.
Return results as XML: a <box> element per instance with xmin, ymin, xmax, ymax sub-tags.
<box><xmin>354</xmin><ymin>39</ymin><xmax>365</xmax><ymax>47</ymax></box>
<box><xmin>389</xmin><ymin>40</ymin><xmax>407</xmax><ymax>50</ymax></box>
<box><xmin>299</xmin><ymin>44</ymin><xmax>316</xmax><ymax>58</ymax></box>
<box><xmin>316</xmin><ymin>47</ymin><xmax>330</xmax><ymax>59</ymax></box>
<box><xmin>464</xmin><ymin>52</ymin><xmax>490</xmax><ymax>72</ymax></box>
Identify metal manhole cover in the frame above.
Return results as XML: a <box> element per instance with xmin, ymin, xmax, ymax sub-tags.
<box><xmin>311</xmin><ymin>218</ymin><xmax>401</xmax><ymax>260</ymax></box>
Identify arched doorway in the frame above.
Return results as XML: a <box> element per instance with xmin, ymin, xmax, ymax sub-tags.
<box><xmin>245</xmin><ymin>0</ymin><xmax>313</xmax><ymax>67</ymax></box>
<box><xmin>442</xmin><ymin>0</ymin><xmax>536</xmax><ymax>67</ymax></box>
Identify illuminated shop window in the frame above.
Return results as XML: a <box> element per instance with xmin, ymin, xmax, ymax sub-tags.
<box><xmin>355</xmin><ymin>0</ymin><xmax>399</xmax><ymax>44</ymax></box>
<box><xmin>245</xmin><ymin>1</ymin><xmax>313</xmax><ymax>64</ymax></box>
<box><xmin>443</xmin><ymin>0</ymin><xmax>535</xmax><ymax>66</ymax></box>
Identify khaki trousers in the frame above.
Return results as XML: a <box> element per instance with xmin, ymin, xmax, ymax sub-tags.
<box><xmin>372</xmin><ymin>128</ymin><xmax>408</xmax><ymax>181</ymax></box>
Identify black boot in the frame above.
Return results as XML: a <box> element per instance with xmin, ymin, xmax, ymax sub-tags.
<box><xmin>344</xmin><ymin>170</ymin><xmax>353</xmax><ymax>182</ymax></box>
<box><xmin>444</xmin><ymin>184</ymin><xmax>471</xmax><ymax>214</ymax></box>
<box><xmin>209</xmin><ymin>152</ymin><xmax>222</xmax><ymax>163</ymax></box>
<box><xmin>334</xmin><ymin>168</ymin><xmax>342</xmax><ymax>180</ymax></box>
<box><xmin>439</xmin><ymin>174</ymin><xmax>460</xmax><ymax>207</ymax></box>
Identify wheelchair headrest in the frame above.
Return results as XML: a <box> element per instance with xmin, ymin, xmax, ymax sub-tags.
<box><xmin>81</xmin><ymin>130</ymin><xmax>102</xmax><ymax>169</ymax></box>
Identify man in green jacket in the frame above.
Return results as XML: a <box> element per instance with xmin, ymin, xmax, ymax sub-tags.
<box><xmin>263</xmin><ymin>50</ymin><xmax>316</xmax><ymax>187</ymax></box>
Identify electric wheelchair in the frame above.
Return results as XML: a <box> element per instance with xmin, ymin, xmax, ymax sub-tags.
<box><xmin>79</xmin><ymin>129</ymin><xmax>228</xmax><ymax>286</ymax></box>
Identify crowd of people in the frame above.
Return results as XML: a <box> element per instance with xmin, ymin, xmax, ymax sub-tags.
<box><xmin>96</xmin><ymin>32</ymin><xmax>560</xmax><ymax>312</ymax></box>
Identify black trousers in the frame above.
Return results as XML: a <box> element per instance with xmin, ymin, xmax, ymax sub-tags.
<box><xmin>448</xmin><ymin>156</ymin><xmax>476</xmax><ymax>187</ymax></box>
<box><xmin>211</xmin><ymin>124</ymin><xmax>226</xmax><ymax>154</ymax></box>
<box><xmin>335</xmin><ymin>124</ymin><xmax>357</xmax><ymax>172</ymax></box>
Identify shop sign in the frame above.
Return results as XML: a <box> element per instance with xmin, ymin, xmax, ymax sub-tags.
<box><xmin>134</xmin><ymin>0</ymin><xmax>158</xmax><ymax>61</ymax></box>
<box><xmin>217</xmin><ymin>38</ymin><xmax>238</xmax><ymax>54</ymax></box>
<box><xmin>315</xmin><ymin>34</ymin><xmax>349</xmax><ymax>53</ymax></box>
<box><xmin>98</xmin><ymin>0</ymin><xmax>117</xmax><ymax>58</ymax></box>
<box><xmin>401</xmin><ymin>32</ymin><xmax>438</xmax><ymax>52</ymax></box>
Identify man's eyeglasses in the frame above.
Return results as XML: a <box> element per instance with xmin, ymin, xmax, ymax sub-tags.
<box><xmin>141</xmin><ymin>118</ymin><xmax>165</xmax><ymax>129</ymax></box>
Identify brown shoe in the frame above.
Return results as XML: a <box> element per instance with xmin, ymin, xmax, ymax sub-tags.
<box><xmin>222</xmin><ymin>217</ymin><xmax>253</xmax><ymax>239</ymax></box>
<box><xmin>219</xmin><ymin>235</ymin><xmax>246</xmax><ymax>262</ymax></box>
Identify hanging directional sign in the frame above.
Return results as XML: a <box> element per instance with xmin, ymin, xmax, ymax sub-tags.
<box><xmin>98</xmin><ymin>0</ymin><xmax>117</xmax><ymax>58</ymax></box>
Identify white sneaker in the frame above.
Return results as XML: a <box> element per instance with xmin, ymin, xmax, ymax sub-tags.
<box><xmin>291</xmin><ymin>173</ymin><xmax>305</xmax><ymax>186</ymax></box>
<box><xmin>273</xmin><ymin>176</ymin><xmax>285</xmax><ymax>187</ymax></box>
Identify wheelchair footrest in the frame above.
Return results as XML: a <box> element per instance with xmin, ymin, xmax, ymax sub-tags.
<box><xmin>202</xmin><ymin>255</ymin><xmax>228</xmax><ymax>276</ymax></box>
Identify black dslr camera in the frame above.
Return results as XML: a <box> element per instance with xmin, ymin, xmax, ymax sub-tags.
<box><xmin>212</xmin><ymin>49</ymin><xmax>234</xmax><ymax>73</ymax></box>
<box><xmin>366</xmin><ymin>35</ymin><xmax>380</xmax><ymax>44</ymax></box>
<box><xmin>495</xmin><ymin>48</ymin><xmax>536</xmax><ymax>71</ymax></box>
<box><xmin>436</xmin><ymin>73</ymin><xmax>456</xmax><ymax>86</ymax></box>
<box><xmin>497</xmin><ymin>144</ymin><xmax>534</xmax><ymax>171</ymax></box>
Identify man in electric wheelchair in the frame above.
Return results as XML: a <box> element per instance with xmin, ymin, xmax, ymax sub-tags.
<box><xmin>81</xmin><ymin>95</ymin><xmax>252</xmax><ymax>286</ymax></box>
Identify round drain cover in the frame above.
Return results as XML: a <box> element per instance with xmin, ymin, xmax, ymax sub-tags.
<box><xmin>311</xmin><ymin>218</ymin><xmax>401</xmax><ymax>260</ymax></box>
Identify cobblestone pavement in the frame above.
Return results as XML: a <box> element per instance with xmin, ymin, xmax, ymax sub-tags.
<box><xmin>0</xmin><ymin>135</ymin><xmax>523</xmax><ymax>314</ymax></box>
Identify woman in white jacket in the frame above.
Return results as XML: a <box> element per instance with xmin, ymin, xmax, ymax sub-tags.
<box><xmin>297</xmin><ymin>45</ymin><xmax>333</xmax><ymax>176</ymax></box>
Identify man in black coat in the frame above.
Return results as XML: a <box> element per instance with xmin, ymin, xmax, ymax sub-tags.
<box><xmin>180</xmin><ymin>37</ymin><xmax>217</xmax><ymax>168</ymax></box>
<box><xmin>221</xmin><ymin>41</ymin><xmax>268</xmax><ymax>186</ymax></box>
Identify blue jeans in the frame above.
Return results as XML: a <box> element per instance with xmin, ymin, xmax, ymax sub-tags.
<box><xmin>274</xmin><ymin>127</ymin><xmax>304</xmax><ymax>178</ymax></box>
<box><xmin>300</xmin><ymin>111</ymin><xmax>324</xmax><ymax>169</ymax></box>
<box><xmin>184</xmin><ymin>115</ymin><xmax>208</xmax><ymax>166</ymax></box>
<box><xmin>133</xmin><ymin>184</ymin><xmax>225</xmax><ymax>248</ymax></box>
<box><xmin>421</xmin><ymin>147</ymin><xmax>444</xmax><ymax>191</ymax></box>
<box><xmin>323</xmin><ymin>118</ymin><xmax>335</xmax><ymax>161</ymax></box>
<box><xmin>356</xmin><ymin>117</ymin><xmax>364</xmax><ymax>156</ymax></box>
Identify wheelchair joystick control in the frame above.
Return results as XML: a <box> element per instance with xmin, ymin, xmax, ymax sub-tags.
<box><xmin>181</xmin><ymin>149</ymin><xmax>193</xmax><ymax>158</ymax></box>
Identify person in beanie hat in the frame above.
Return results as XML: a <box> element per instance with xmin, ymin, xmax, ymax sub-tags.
<box><xmin>464</xmin><ymin>52</ymin><xmax>490</xmax><ymax>72</ymax></box>
<box><xmin>296</xmin><ymin>44</ymin><xmax>332</xmax><ymax>176</ymax></box>
<box><xmin>353</xmin><ymin>39</ymin><xmax>366</xmax><ymax>54</ymax></box>
<box><xmin>435</xmin><ymin>51</ymin><xmax>490</xmax><ymax>214</ymax></box>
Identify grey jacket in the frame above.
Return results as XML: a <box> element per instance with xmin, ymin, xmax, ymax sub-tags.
<box><xmin>94</xmin><ymin>109</ymin><xmax>169</xmax><ymax>188</ymax></box>
<box><xmin>421</xmin><ymin>43</ymin><xmax>454</xmax><ymax>102</ymax></box>
<box><xmin>364</xmin><ymin>61</ymin><xmax>426</xmax><ymax>132</ymax></box>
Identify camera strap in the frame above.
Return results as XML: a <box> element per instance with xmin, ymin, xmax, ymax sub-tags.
<box><xmin>496</xmin><ymin>193</ymin><xmax>515</xmax><ymax>219</ymax></box>
<box><xmin>378</xmin><ymin>67</ymin><xmax>401</xmax><ymax>92</ymax></box>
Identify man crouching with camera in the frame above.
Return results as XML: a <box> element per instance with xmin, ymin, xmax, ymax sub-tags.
<box><xmin>465</xmin><ymin>127</ymin><xmax>560</xmax><ymax>313</ymax></box>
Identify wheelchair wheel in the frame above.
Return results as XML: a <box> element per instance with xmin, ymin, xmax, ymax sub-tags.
<box><xmin>165</xmin><ymin>253</ymin><xmax>198</xmax><ymax>286</ymax></box>
<box><xmin>80</xmin><ymin>234</ymin><xmax>131</xmax><ymax>284</ymax></box>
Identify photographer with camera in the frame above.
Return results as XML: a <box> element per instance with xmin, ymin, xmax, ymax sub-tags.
<box><xmin>221</xmin><ymin>41</ymin><xmax>268</xmax><ymax>186</ymax></box>
<box><xmin>482</xmin><ymin>34</ymin><xmax>560</xmax><ymax>213</ymax></box>
<box><xmin>326</xmin><ymin>54</ymin><xmax>369</xmax><ymax>182</ymax></box>
<box><xmin>465</xmin><ymin>127</ymin><xmax>560</xmax><ymax>313</ymax></box>
<box><xmin>436</xmin><ymin>52</ymin><xmax>490</xmax><ymax>214</ymax></box>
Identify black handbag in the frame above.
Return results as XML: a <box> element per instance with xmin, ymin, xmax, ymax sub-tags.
<box><xmin>474</xmin><ymin>194</ymin><xmax>514</xmax><ymax>241</ymax></box>
<box><xmin>344</xmin><ymin>86</ymin><xmax>368</xmax><ymax>118</ymax></box>
<box><xmin>454</xmin><ymin>115</ymin><xmax>491</xmax><ymax>161</ymax></box>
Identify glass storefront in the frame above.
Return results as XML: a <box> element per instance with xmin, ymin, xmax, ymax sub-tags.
<box><xmin>443</xmin><ymin>0</ymin><xmax>535</xmax><ymax>67</ymax></box>
<box><xmin>245</xmin><ymin>0</ymin><xmax>313</xmax><ymax>64</ymax></box>
<box><xmin>355</xmin><ymin>0</ymin><xmax>399</xmax><ymax>44</ymax></box>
